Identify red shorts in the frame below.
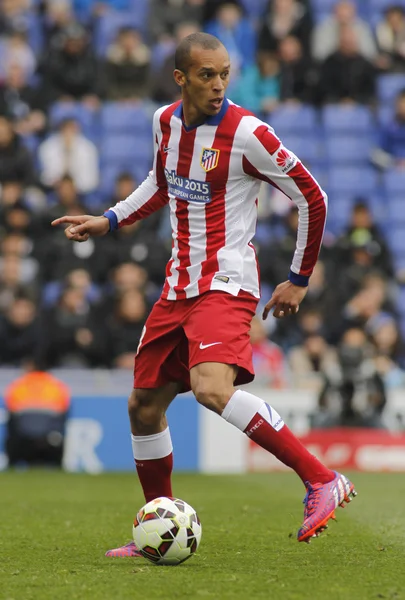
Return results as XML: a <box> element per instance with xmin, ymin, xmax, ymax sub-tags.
<box><xmin>134</xmin><ymin>290</ymin><xmax>259</xmax><ymax>391</ymax></box>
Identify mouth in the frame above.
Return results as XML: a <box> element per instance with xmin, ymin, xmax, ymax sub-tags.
<box><xmin>209</xmin><ymin>97</ymin><xmax>223</xmax><ymax>109</ymax></box>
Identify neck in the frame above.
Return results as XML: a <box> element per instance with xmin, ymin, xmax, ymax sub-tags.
<box><xmin>181</xmin><ymin>95</ymin><xmax>207</xmax><ymax>128</ymax></box>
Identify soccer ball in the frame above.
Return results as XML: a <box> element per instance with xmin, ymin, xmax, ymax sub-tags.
<box><xmin>133</xmin><ymin>496</ymin><xmax>202</xmax><ymax>566</ymax></box>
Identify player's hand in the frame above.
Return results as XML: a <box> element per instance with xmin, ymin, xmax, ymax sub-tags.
<box><xmin>262</xmin><ymin>280</ymin><xmax>308</xmax><ymax>320</ymax></box>
<box><xmin>51</xmin><ymin>215</ymin><xmax>110</xmax><ymax>242</ymax></box>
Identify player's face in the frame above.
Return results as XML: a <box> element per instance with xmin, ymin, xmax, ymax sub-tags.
<box><xmin>176</xmin><ymin>45</ymin><xmax>231</xmax><ymax>120</ymax></box>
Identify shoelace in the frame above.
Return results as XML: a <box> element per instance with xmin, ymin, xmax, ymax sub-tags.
<box><xmin>303</xmin><ymin>482</ymin><xmax>324</xmax><ymax>519</ymax></box>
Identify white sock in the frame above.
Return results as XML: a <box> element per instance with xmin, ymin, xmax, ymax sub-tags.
<box><xmin>221</xmin><ymin>389</ymin><xmax>284</xmax><ymax>432</ymax></box>
<box><xmin>131</xmin><ymin>427</ymin><xmax>173</xmax><ymax>461</ymax></box>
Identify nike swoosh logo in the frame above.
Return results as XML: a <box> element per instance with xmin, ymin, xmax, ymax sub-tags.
<box><xmin>199</xmin><ymin>342</ymin><xmax>222</xmax><ymax>350</ymax></box>
<box><xmin>163</xmin><ymin>146</ymin><xmax>170</xmax><ymax>153</ymax></box>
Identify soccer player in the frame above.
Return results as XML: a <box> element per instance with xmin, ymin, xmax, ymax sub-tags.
<box><xmin>52</xmin><ymin>33</ymin><xmax>357</xmax><ymax>554</ymax></box>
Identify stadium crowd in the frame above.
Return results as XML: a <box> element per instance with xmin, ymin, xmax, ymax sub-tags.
<box><xmin>1</xmin><ymin>0</ymin><xmax>405</xmax><ymax>397</ymax></box>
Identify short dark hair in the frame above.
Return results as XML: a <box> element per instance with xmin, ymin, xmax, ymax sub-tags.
<box><xmin>174</xmin><ymin>32</ymin><xmax>223</xmax><ymax>73</ymax></box>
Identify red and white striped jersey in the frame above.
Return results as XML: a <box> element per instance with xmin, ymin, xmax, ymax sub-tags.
<box><xmin>104</xmin><ymin>98</ymin><xmax>328</xmax><ymax>301</ymax></box>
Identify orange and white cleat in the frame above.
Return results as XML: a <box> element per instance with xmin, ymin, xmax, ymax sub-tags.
<box><xmin>297</xmin><ymin>471</ymin><xmax>357</xmax><ymax>543</ymax></box>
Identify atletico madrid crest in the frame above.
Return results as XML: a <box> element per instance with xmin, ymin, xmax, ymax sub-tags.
<box><xmin>200</xmin><ymin>147</ymin><xmax>220</xmax><ymax>172</ymax></box>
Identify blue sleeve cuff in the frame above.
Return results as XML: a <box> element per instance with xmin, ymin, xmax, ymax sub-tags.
<box><xmin>103</xmin><ymin>210</ymin><xmax>118</xmax><ymax>231</ymax></box>
<box><xmin>288</xmin><ymin>270</ymin><xmax>309</xmax><ymax>287</ymax></box>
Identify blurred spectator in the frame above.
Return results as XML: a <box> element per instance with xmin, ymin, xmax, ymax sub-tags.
<box><xmin>315</xmin><ymin>327</ymin><xmax>387</xmax><ymax>428</ymax></box>
<box><xmin>38</xmin><ymin>284</ymin><xmax>103</xmax><ymax>367</ymax></box>
<box><xmin>335</xmin><ymin>202</ymin><xmax>393</xmax><ymax>279</ymax></box>
<box><xmin>231</xmin><ymin>51</ymin><xmax>280</xmax><ymax>115</ymax></box>
<box><xmin>0</xmin><ymin>0</ymin><xmax>30</xmax><ymax>35</ymax></box>
<box><xmin>73</xmin><ymin>0</ymin><xmax>133</xmax><ymax>21</ymax></box>
<box><xmin>38</xmin><ymin>118</ymin><xmax>99</xmax><ymax>193</ymax></box>
<box><xmin>260</xmin><ymin>205</ymin><xmax>299</xmax><ymax>287</ymax></box>
<box><xmin>289</xmin><ymin>333</ymin><xmax>339</xmax><ymax>388</ymax></box>
<box><xmin>4</xmin><ymin>366</ymin><xmax>70</xmax><ymax>468</ymax></box>
<box><xmin>40</xmin><ymin>23</ymin><xmax>100</xmax><ymax>103</ymax></box>
<box><xmin>47</xmin><ymin>175</ymin><xmax>86</xmax><ymax>223</ymax></box>
<box><xmin>249</xmin><ymin>315</ymin><xmax>288</xmax><ymax>387</ymax></box>
<box><xmin>312</xmin><ymin>0</ymin><xmax>377</xmax><ymax>62</ymax></box>
<box><xmin>372</xmin><ymin>89</ymin><xmax>405</xmax><ymax>169</ymax></box>
<box><xmin>42</xmin><ymin>267</ymin><xmax>101</xmax><ymax>308</ymax></box>
<box><xmin>258</xmin><ymin>0</ymin><xmax>313</xmax><ymax>58</ymax></box>
<box><xmin>343</xmin><ymin>273</ymin><xmax>397</xmax><ymax>333</ymax></box>
<box><xmin>149</xmin><ymin>0</ymin><xmax>204</xmax><ymax>43</ymax></box>
<box><xmin>375</xmin><ymin>5</ymin><xmax>405</xmax><ymax>73</ymax></box>
<box><xmin>0</xmin><ymin>180</ymin><xmax>25</xmax><ymax>208</ymax></box>
<box><xmin>152</xmin><ymin>21</ymin><xmax>199</xmax><ymax>103</ymax></box>
<box><xmin>43</xmin><ymin>0</ymin><xmax>76</xmax><ymax>50</ymax></box>
<box><xmin>0</xmin><ymin>63</ymin><xmax>49</xmax><ymax>136</ymax></box>
<box><xmin>104</xmin><ymin>27</ymin><xmax>151</xmax><ymax>100</ymax></box>
<box><xmin>205</xmin><ymin>2</ymin><xmax>256</xmax><ymax>73</ymax></box>
<box><xmin>278</xmin><ymin>35</ymin><xmax>318</xmax><ymax>104</ymax></box>
<box><xmin>3</xmin><ymin>30</ymin><xmax>36</xmax><ymax>79</ymax></box>
<box><xmin>105</xmin><ymin>289</ymin><xmax>148</xmax><ymax>368</ymax></box>
<box><xmin>370</xmin><ymin>315</ymin><xmax>405</xmax><ymax>387</ymax></box>
<box><xmin>318</xmin><ymin>26</ymin><xmax>376</xmax><ymax>104</ymax></box>
<box><xmin>0</xmin><ymin>254</ymin><xmax>38</xmax><ymax>314</ymax></box>
<box><xmin>0</xmin><ymin>115</ymin><xmax>35</xmax><ymax>185</ymax></box>
<box><xmin>0</xmin><ymin>295</ymin><xmax>39</xmax><ymax>366</ymax></box>
<box><xmin>0</xmin><ymin>232</ymin><xmax>41</xmax><ymax>290</ymax></box>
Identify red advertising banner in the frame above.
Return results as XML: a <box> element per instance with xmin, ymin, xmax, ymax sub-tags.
<box><xmin>247</xmin><ymin>428</ymin><xmax>405</xmax><ymax>472</ymax></box>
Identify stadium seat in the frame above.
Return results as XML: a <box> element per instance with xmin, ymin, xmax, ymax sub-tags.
<box><xmin>377</xmin><ymin>74</ymin><xmax>405</xmax><ymax>104</ymax></box>
<box><xmin>368</xmin><ymin>0</ymin><xmax>399</xmax><ymax>12</ymax></box>
<box><xmin>324</xmin><ymin>135</ymin><xmax>372</xmax><ymax>164</ymax></box>
<box><xmin>279</xmin><ymin>133</ymin><xmax>324</xmax><ymax>166</ymax></box>
<box><xmin>387</xmin><ymin>196</ymin><xmax>405</xmax><ymax>224</ymax></box>
<box><xmin>239</xmin><ymin>0</ymin><xmax>268</xmax><ymax>18</ymax></box>
<box><xmin>268</xmin><ymin>104</ymin><xmax>319</xmax><ymax>135</ymax></box>
<box><xmin>386</xmin><ymin>226</ymin><xmax>405</xmax><ymax>254</ymax></box>
<box><xmin>100</xmin><ymin>133</ymin><xmax>152</xmax><ymax>182</ymax></box>
<box><xmin>327</xmin><ymin>167</ymin><xmax>380</xmax><ymax>194</ymax></box>
<box><xmin>94</xmin><ymin>10</ymin><xmax>147</xmax><ymax>55</ymax></box>
<box><xmin>100</xmin><ymin>102</ymin><xmax>152</xmax><ymax>135</ymax></box>
<box><xmin>321</xmin><ymin>104</ymin><xmax>374</xmax><ymax>134</ymax></box>
<box><xmin>383</xmin><ymin>170</ymin><xmax>405</xmax><ymax>193</ymax></box>
<box><xmin>48</xmin><ymin>102</ymin><xmax>99</xmax><ymax>139</ymax></box>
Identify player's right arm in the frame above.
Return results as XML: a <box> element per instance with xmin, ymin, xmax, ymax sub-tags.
<box><xmin>51</xmin><ymin>110</ymin><xmax>170</xmax><ymax>242</ymax></box>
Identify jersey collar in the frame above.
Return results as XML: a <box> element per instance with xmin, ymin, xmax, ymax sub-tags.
<box><xmin>174</xmin><ymin>97</ymin><xmax>229</xmax><ymax>131</ymax></box>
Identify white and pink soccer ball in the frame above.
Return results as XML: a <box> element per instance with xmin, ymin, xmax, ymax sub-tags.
<box><xmin>133</xmin><ymin>496</ymin><xmax>202</xmax><ymax>566</ymax></box>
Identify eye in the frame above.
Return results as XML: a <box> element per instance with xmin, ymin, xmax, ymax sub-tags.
<box><xmin>201</xmin><ymin>72</ymin><xmax>211</xmax><ymax>79</ymax></box>
<box><xmin>221</xmin><ymin>71</ymin><xmax>230</xmax><ymax>79</ymax></box>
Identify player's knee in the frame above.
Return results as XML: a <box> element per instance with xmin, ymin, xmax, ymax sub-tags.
<box><xmin>128</xmin><ymin>390</ymin><xmax>164</xmax><ymax>434</ymax></box>
<box><xmin>193</xmin><ymin>380</ymin><xmax>231</xmax><ymax>414</ymax></box>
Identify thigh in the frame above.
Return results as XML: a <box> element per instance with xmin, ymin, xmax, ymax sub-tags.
<box><xmin>134</xmin><ymin>298</ymin><xmax>190</xmax><ymax>390</ymax></box>
<box><xmin>184</xmin><ymin>291</ymin><xmax>259</xmax><ymax>386</ymax></box>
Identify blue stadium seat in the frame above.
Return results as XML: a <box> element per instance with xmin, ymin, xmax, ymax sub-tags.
<box><xmin>48</xmin><ymin>102</ymin><xmax>99</xmax><ymax>139</ymax></box>
<box><xmin>377</xmin><ymin>105</ymin><xmax>394</xmax><ymax>126</ymax></box>
<box><xmin>100</xmin><ymin>102</ymin><xmax>152</xmax><ymax>135</ymax></box>
<box><xmin>279</xmin><ymin>133</ymin><xmax>324</xmax><ymax>166</ymax></box>
<box><xmin>368</xmin><ymin>0</ymin><xmax>401</xmax><ymax>12</ymax></box>
<box><xmin>268</xmin><ymin>104</ymin><xmax>318</xmax><ymax>135</ymax></box>
<box><xmin>325</xmin><ymin>194</ymin><xmax>355</xmax><ymax>226</ymax></box>
<box><xmin>386</xmin><ymin>226</ymin><xmax>405</xmax><ymax>254</ymax></box>
<box><xmin>377</xmin><ymin>74</ymin><xmax>405</xmax><ymax>104</ymax></box>
<box><xmin>383</xmin><ymin>170</ymin><xmax>405</xmax><ymax>193</ymax></box>
<box><xmin>321</xmin><ymin>104</ymin><xmax>374</xmax><ymax>134</ymax></box>
<box><xmin>94</xmin><ymin>10</ymin><xmax>147</xmax><ymax>55</ymax></box>
<box><xmin>100</xmin><ymin>133</ymin><xmax>152</xmax><ymax>182</ymax></box>
<box><xmin>239</xmin><ymin>0</ymin><xmax>268</xmax><ymax>18</ymax></box>
<box><xmin>325</xmin><ymin>135</ymin><xmax>372</xmax><ymax>164</ymax></box>
<box><xmin>387</xmin><ymin>196</ymin><xmax>405</xmax><ymax>224</ymax></box>
<box><xmin>327</xmin><ymin>166</ymin><xmax>379</xmax><ymax>194</ymax></box>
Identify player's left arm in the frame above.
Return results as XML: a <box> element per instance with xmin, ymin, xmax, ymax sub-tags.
<box><xmin>243</xmin><ymin>125</ymin><xmax>328</xmax><ymax>320</ymax></box>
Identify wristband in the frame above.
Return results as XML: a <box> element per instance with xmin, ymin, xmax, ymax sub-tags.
<box><xmin>288</xmin><ymin>269</ymin><xmax>309</xmax><ymax>287</ymax></box>
<box><xmin>103</xmin><ymin>210</ymin><xmax>118</xmax><ymax>231</ymax></box>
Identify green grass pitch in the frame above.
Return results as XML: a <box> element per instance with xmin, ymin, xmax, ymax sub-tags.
<box><xmin>1</xmin><ymin>471</ymin><xmax>405</xmax><ymax>600</ymax></box>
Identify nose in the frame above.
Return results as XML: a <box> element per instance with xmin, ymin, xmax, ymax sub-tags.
<box><xmin>212</xmin><ymin>74</ymin><xmax>225</xmax><ymax>92</ymax></box>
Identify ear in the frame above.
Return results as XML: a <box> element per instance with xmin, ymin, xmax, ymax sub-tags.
<box><xmin>173</xmin><ymin>69</ymin><xmax>187</xmax><ymax>88</ymax></box>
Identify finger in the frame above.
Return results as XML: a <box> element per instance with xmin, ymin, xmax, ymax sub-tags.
<box><xmin>51</xmin><ymin>215</ymin><xmax>83</xmax><ymax>226</ymax></box>
<box><xmin>70</xmin><ymin>233</ymin><xmax>90</xmax><ymax>242</ymax></box>
<box><xmin>273</xmin><ymin>304</ymin><xmax>286</xmax><ymax>319</ymax></box>
<box><xmin>69</xmin><ymin>223</ymin><xmax>89</xmax><ymax>236</ymax></box>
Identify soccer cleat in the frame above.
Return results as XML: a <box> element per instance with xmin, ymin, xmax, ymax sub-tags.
<box><xmin>297</xmin><ymin>471</ymin><xmax>357</xmax><ymax>543</ymax></box>
<box><xmin>105</xmin><ymin>541</ymin><xmax>142</xmax><ymax>557</ymax></box>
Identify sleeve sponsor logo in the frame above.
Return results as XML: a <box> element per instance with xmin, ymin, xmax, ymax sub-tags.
<box><xmin>164</xmin><ymin>169</ymin><xmax>211</xmax><ymax>203</ymax></box>
<box><xmin>275</xmin><ymin>147</ymin><xmax>298</xmax><ymax>174</ymax></box>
